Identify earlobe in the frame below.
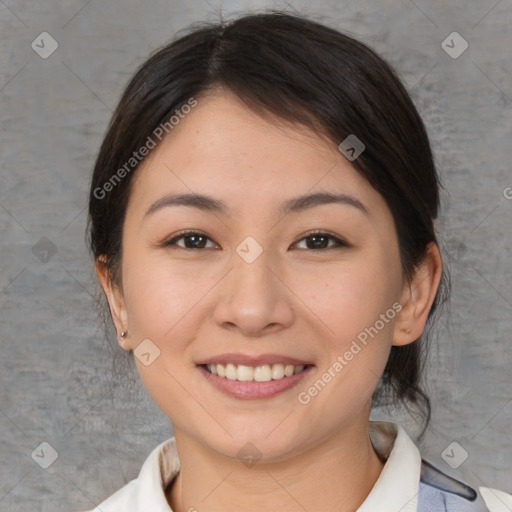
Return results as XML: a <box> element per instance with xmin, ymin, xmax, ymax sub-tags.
<box><xmin>393</xmin><ymin>242</ymin><xmax>443</xmax><ymax>347</ymax></box>
<box><xmin>95</xmin><ymin>257</ymin><xmax>131</xmax><ymax>350</ymax></box>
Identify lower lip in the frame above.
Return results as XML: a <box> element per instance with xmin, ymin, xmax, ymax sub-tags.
<box><xmin>198</xmin><ymin>365</ymin><xmax>314</xmax><ymax>399</ymax></box>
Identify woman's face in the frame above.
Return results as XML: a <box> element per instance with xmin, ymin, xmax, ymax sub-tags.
<box><xmin>105</xmin><ymin>89</ymin><xmax>411</xmax><ymax>461</ymax></box>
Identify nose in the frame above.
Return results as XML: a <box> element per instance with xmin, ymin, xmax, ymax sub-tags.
<box><xmin>212</xmin><ymin>246</ymin><xmax>295</xmax><ymax>338</ymax></box>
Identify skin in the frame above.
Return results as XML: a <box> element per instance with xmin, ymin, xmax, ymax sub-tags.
<box><xmin>96</xmin><ymin>89</ymin><xmax>442</xmax><ymax>512</ymax></box>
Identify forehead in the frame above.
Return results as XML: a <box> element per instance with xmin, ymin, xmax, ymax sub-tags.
<box><xmin>126</xmin><ymin>90</ymin><xmax>389</xmax><ymax>222</ymax></box>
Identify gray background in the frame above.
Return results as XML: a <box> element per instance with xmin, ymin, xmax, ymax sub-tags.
<box><xmin>0</xmin><ymin>0</ymin><xmax>511</xmax><ymax>510</ymax></box>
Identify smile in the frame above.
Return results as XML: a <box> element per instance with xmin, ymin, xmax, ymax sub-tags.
<box><xmin>197</xmin><ymin>353</ymin><xmax>314</xmax><ymax>399</ymax></box>
<box><xmin>204</xmin><ymin>363</ymin><xmax>308</xmax><ymax>382</ymax></box>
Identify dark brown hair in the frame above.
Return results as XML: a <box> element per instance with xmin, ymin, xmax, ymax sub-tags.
<box><xmin>87</xmin><ymin>10</ymin><xmax>449</xmax><ymax>434</ymax></box>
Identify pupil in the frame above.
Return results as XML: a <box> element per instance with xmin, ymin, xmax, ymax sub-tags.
<box><xmin>308</xmin><ymin>235</ymin><xmax>327</xmax><ymax>249</ymax></box>
<box><xmin>187</xmin><ymin>235</ymin><xmax>205</xmax><ymax>248</ymax></box>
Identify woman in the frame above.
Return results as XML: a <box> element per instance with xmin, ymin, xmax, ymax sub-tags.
<box><xmin>81</xmin><ymin>11</ymin><xmax>511</xmax><ymax>512</ymax></box>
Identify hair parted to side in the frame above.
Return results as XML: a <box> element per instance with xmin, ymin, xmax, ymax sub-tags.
<box><xmin>86</xmin><ymin>10</ymin><xmax>450</xmax><ymax>436</ymax></box>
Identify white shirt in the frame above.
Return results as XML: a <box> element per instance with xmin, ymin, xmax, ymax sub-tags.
<box><xmin>77</xmin><ymin>421</ymin><xmax>510</xmax><ymax>512</ymax></box>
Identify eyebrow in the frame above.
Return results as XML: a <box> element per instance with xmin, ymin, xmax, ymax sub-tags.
<box><xmin>142</xmin><ymin>191</ymin><xmax>369</xmax><ymax>221</ymax></box>
<box><xmin>280</xmin><ymin>191</ymin><xmax>369</xmax><ymax>216</ymax></box>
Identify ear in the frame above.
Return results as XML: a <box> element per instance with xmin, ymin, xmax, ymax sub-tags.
<box><xmin>95</xmin><ymin>256</ymin><xmax>131</xmax><ymax>350</ymax></box>
<box><xmin>393</xmin><ymin>242</ymin><xmax>443</xmax><ymax>347</ymax></box>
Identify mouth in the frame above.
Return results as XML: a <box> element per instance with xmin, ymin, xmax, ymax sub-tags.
<box><xmin>196</xmin><ymin>356</ymin><xmax>314</xmax><ymax>399</ymax></box>
<box><xmin>201</xmin><ymin>362</ymin><xmax>309</xmax><ymax>382</ymax></box>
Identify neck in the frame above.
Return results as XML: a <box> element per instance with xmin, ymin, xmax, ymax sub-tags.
<box><xmin>166</xmin><ymin>418</ymin><xmax>386</xmax><ymax>512</ymax></box>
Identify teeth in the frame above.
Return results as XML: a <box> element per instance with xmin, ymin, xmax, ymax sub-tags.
<box><xmin>225</xmin><ymin>363</ymin><xmax>237</xmax><ymax>380</ymax></box>
<box><xmin>205</xmin><ymin>363</ymin><xmax>307</xmax><ymax>381</ymax></box>
<box><xmin>254</xmin><ymin>365</ymin><xmax>271</xmax><ymax>382</ymax></box>
<box><xmin>284</xmin><ymin>364</ymin><xmax>294</xmax><ymax>377</ymax></box>
<box><xmin>271</xmin><ymin>364</ymin><xmax>284</xmax><ymax>379</ymax></box>
<box><xmin>237</xmin><ymin>365</ymin><xmax>254</xmax><ymax>381</ymax></box>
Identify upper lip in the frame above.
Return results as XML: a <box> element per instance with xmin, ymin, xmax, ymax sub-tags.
<box><xmin>197</xmin><ymin>353</ymin><xmax>312</xmax><ymax>367</ymax></box>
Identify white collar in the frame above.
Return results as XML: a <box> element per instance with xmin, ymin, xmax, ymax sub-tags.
<box><xmin>95</xmin><ymin>420</ymin><xmax>421</xmax><ymax>511</ymax></box>
<box><xmin>358</xmin><ymin>421</ymin><xmax>421</xmax><ymax>511</ymax></box>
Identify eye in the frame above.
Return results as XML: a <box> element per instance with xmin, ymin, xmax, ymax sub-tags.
<box><xmin>293</xmin><ymin>231</ymin><xmax>348</xmax><ymax>250</ymax></box>
<box><xmin>162</xmin><ymin>230</ymin><xmax>219</xmax><ymax>249</ymax></box>
<box><xmin>161</xmin><ymin>230</ymin><xmax>348</xmax><ymax>251</ymax></box>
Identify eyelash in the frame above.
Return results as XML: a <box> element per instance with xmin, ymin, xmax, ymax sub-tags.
<box><xmin>161</xmin><ymin>230</ymin><xmax>349</xmax><ymax>251</ymax></box>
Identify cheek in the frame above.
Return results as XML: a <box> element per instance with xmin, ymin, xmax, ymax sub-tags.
<box><xmin>295</xmin><ymin>257</ymin><xmax>400</xmax><ymax>345</ymax></box>
<box><xmin>119</xmin><ymin>251</ymin><xmax>216</xmax><ymax>403</ymax></box>
<box><xmin>121</xmin><ymin>248</ymin><xmax>205</xmax><ymax>341</ymax></box>
<box><xmin>123</xmin><ymin>254</ymin><xmax>202</xmax><ymax>415</ymax></box>
<box><xmin>294</xmin><ymin>257</ymin><xmax>400</xmax><ymax>403</ymax></box>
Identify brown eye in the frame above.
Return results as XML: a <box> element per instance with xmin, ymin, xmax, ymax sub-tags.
<box><xmin>293</xmin><ymin>232</ymin><xmax>348</xmax><ymax>250</ymax></box>
<box><xmin>163</xmin><ymin>231</ymin><xmax>218</xmax><ymax>249</ymax></box>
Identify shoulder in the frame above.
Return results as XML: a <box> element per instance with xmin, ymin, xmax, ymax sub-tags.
<box><xmin>418</xmin><ymin>458</ymin><xmax>512</xmax><ymax>512</ymax></box>
<box><xmin>72</xmin><ymin>437</ymin><xmax>179</xmax><ymax>512</ymax></box>
<box><xmin>72</xmin><ymin>479</ymin><xmax>139</xmax><ymax>512</ymax></box>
